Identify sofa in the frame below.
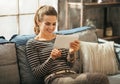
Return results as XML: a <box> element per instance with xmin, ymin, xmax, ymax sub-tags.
<box><xmin>0</xmin><ymin>26</ymin><xmax>120</xmax><ymax>84</ymax></box>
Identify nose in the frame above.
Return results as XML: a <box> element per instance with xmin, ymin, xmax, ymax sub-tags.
<box><xmin>49</xmin><ymin>24</ymin><xmax>55</xmax><ymax>29</ymax></box>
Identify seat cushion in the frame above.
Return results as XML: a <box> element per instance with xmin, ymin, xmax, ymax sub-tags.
<box><xmin>108</xmin><ymin>74</ymin><xmax>120</xmax><ymax>84</ymax></box>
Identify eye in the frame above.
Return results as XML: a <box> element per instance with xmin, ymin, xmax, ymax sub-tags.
<box><xmin>53</xmin><ymin>23</ymin><xmax>56</xmax><ymax>26</ymax></box>
<box><xmin>45</xmin><ymin>22</ymin><xmax>51</xmax><ymax>26</ymax></box>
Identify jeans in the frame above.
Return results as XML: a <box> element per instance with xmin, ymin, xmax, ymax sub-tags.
<box><xmin>45</xmin><ymin>73</ymin><xmax>109</xmax><ymax>84</ymax></box>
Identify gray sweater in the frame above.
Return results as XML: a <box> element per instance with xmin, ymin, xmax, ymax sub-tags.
<box><xmin>26</xmin><ymin>38</ymin><xmax>74</xmax><ymax>79</ymax></box>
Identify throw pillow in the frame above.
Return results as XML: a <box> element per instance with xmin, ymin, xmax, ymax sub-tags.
<box><xmin>79</xmin><ymin>41</ymin><xmax>119</xmax><ymax>75</ymax></box>
<box><xmin>115</xmin><ymin>46</ymin><xmax>120</xmax><ymax>66</ymax></box>
<box><xmin>98</xmin><ymin>38</ymin><xmax>120</xmax><ymax>67</ymax></box>
<box><xmin>0</xmin><ymin>36</ymin><xmax>8</xmax><ymax>43</ymax></box>
<box><xmin>9</xmin><ymin>34</ymin><xmax>35</xmax><ymax>46</ymax></box>
<box><xmin>0</xmin><ymin>42</ymin><xmax>20</xmax><ymax>84</ymax></box>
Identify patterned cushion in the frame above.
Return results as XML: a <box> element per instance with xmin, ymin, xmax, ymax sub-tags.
<box><xmin>0</xmin><ymin>36</ymin><xmax>8</xmax><ymax>43</ymax></box>
<box><xmin>10</xmin><ymin>34</ymin><xmax>35</xmax><ymax>46</ymax></box>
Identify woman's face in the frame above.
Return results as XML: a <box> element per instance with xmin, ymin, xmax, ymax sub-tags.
<box><xmin>39</xmin><ymin>15</ymin><xmax>57</xmax><ymax>35</ymax></box>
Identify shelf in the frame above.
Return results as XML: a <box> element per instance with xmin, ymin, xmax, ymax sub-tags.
<box><xmin>102</xmin><ymin>36</ymin><xmax>120</xmax><ymax>40</ymax></box>
<box><xmin>68</xmin><ymin>2</ymin><xmax>120</xmax><ymax>8</ymax></box>
<box><xmin>102</xmin><ymin>36</ymin><xmax>120</xmax><ymax>44</ymax></box>
<box><xmin>66</xmin><ymin>1</ymin><xmax>120</xmax><ymax>39</ymax></box>
<box><xmin>84</xmin><ymin>2</ymin><xmax>120</xmax><ymax>7</ymax></box>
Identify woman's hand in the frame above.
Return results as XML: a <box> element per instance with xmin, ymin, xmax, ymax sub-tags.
<box><xmin>69</xmin><ymin>40</ymin><xmax>80</xmax><ymax>54</ymax></box>
<box><xmin>50</xmin><ymin>48</ymin><xmax>61</xmax><ymax>60</ymax></box>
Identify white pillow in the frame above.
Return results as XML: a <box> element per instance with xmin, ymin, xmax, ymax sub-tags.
<box><xmin>80</xmin><ymin>41</ymin><xmax>119</xmax><ymax>75</ymax></box>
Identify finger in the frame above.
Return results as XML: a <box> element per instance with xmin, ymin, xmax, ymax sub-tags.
<box><xmin>58</xmin><ymin>52</ymin><xmax>61</xmax><ymax>57</ymax></box>
<box><xmin>71</xmin><ymin>42</ymin><xmax>78</xmax><ymax>47</ymax></box>
<box><xmin>52</xmin><ymin>49</ymin><xmax>59</xmax><ymax>54</ymax></box>
<box><xmin>71</xmin><ymin>43</ymin><xmax>79</xmax><ymax>51</ymax></box>
<box><xmin>52</xmin><ymin>49</ymin><xmax>61</xmax><ymax>57</ymax></box>
<box><xmin>74</xmin><ymin>40</ymin><xmax>80</xmax><ymax>45</ymax></box>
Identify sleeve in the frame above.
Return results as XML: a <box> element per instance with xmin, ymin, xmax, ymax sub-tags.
<box><xmin>59</xmin><ymin>48</ymin><xmax>77</xmax><ymax>63</ymax></box>
<box><xmin>67</xmin><ymin>52</ymin><xmax>78</xmax><ymax>63</ymax></box>
<box><xmin>60</xmin><ymin>48</ymin><xmax>69</xmax><ymax>58</ymax></box>
<box><xmin>26</xmin><ymin>40</ymin><xmax>54</xmax><ymax>79</ymax></box>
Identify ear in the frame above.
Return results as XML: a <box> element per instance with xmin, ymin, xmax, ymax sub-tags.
<box><xmin>36</xmin><ymin>20</ymin><xmax>42</xmax><ymax>26</ymax></box>
<box><xmin>38</xmin><ymin>21</ymin><xmax>42</xmax><ymax>26</ymax></box>
<box><xmin>35</xmin><ymin>17</ymin><xmax>41</xmax><ymax>26</ymax></box>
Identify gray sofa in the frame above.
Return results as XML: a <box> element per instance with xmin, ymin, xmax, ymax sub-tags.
<box><xmin>0</xmin><ymin>26</ymin><xmax>120</xmax><ymax>84</ymax></box>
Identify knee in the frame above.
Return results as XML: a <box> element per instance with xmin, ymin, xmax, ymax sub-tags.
<box><xmin>75</xmin><ymin>73</ymin><xmax>109</xmax><ymax>84</ymax></box>
<box><xmin>87</xmin><ymin>73</ymin><xmax>109</xmax><ymax>84</ymax></box>
<box><xmin>75</xmin><ymin>73</ymin><xmax>88</xmax><ymax>84</ymax></box>
<box><xmin>53</xmin><ymin>77</ymin><xmax>74</xmax><ymax>84</ymax></box>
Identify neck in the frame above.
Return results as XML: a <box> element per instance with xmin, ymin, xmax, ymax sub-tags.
<box><xmin>35</xmin><ymin>33</ymin><xmax>56</xmax><ymax>41</ymax></box>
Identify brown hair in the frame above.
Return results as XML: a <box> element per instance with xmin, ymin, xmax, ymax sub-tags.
<box><xmin>34</xmin><ymin>5</ymin><xmax>57</xmax><ymax>35</ymax></box>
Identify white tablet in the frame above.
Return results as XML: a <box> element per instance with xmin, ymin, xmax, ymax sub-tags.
<box><xmin>54</xmin><ymin>34</ymin><xmax>79</xmax><ymax>48</ymax></box>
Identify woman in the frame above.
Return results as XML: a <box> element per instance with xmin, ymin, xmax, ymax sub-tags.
<box><xmin>26</xmin><ymin>5</ymin><xmax>109</xmax><ymax>84</ymax></box>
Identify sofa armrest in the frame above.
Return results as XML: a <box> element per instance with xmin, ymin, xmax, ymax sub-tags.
<box><xmin>98</xmin><ymin>38</ymin><xmax>120</xmax><ymax>47</ymax></box>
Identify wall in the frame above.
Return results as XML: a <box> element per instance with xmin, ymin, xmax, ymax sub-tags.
<box><xmin>58</xmin><ymin>0</ymin><xmax>120</xmax><ymax>36</ymax></box>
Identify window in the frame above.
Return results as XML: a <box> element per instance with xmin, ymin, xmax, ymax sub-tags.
<box><xmin>0</xmin><ymin>0</ymin><xmax>58</xmax><ymax>40</ymax></box>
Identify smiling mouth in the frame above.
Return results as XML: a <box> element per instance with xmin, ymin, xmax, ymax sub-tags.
<box><xmin>47</xmin><ymin>30</ymin><xmax>53</xmax><ymax>33</ymax></box>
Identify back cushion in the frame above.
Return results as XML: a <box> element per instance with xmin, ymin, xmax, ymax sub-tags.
<box><xmin>10</xmin><ymin>34</ymin><xmax>44</xmax><ymax>84</ymax></box>
<box><xmin>56</xmin><ymin>26</ymin><xmax>98</xmax><ymax>43</ymax></box>
<box><xmin>72</xmin><ymin>29</ymin><xmax>98</xmax><ymax>42</ymax></box>
<box><xmin>16</xmin><ymin>45</ymin><xmax>44</xmax><ymax>84</ymax></box>
<box><xmin>0</xmin><ymin>42</ymin><xmax>20</xmax><ymax>84</ymax></box>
